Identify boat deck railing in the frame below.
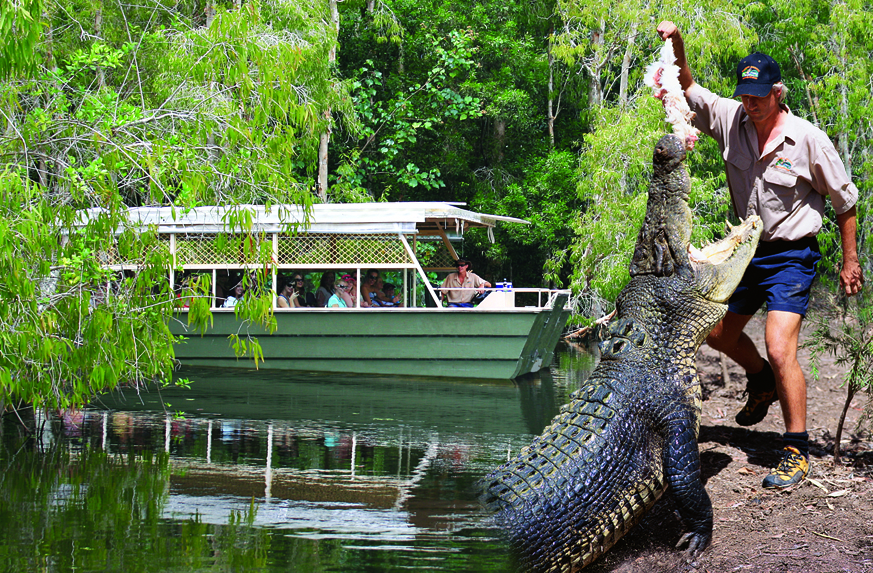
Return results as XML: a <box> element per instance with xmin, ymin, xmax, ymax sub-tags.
<box><xmin>178</xmin><ymin>288</ymin><xmax>571</xmax><ymax>312</ymax></box>
<box><xmin>430</xmin><ymin>287</ymin><xmax>572</xmax><ymax>310</ymax></box>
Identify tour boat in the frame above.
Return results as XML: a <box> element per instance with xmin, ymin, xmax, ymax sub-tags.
<box><xmin>93</xmin><ymin>202</ymin><xmax>571</xmax><ymax>380</ymax></box>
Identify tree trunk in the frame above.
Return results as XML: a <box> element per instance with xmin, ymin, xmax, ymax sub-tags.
<box><xmin>95</xmin><ymin>5</ymin><xmax>105</xmax><ymax>89</ymax></box>
<box><xmin>205</xmin><ymin>4</ymin><xmax>219</xmax><ymax>163</ymax></box>
<box><xmin>788</xmin><ymin>45</ymin><xmax>820</xmax><ymax>127</ymax></box>
<box><xmin>833</xmin><ymin>384</ymin><xmax>857</xmax><ymax>464</ymax></box>
<box><xmin>317</xmin><ymin>128</ymin><xmax>330</xmax><ymax>201</ymax></box>
<box><xmin>719</xmin><ymin>352</ymin><xmax>731</xmax><ymax>386</ymax></box>
<box><xmin>588</xmin><ymin>24</ymin><xmax>605</xmax><ymax>106</ymax></box>
<box><xmin>494</xmin><ymin>118</ymin><xmax>506</xmax><ymax>164</ymax></box>
<box><xmin>838</xmin><ymin>43</ymin><xmax>852</xmax><ymax>177</ymax></box>
<box><xmin>317</xmin><ymin>0</ymin><xmax>340</xmax><ymax>201</ymax></box>
<box><xmin>547</xmin><ymin>40</ymin><xmax>555</xmax><ymax>150</ymax></box>
<box><xmin>618</xmin><ymin>21</ymin><xmax>637</xmax><ymax>109</ymax></box>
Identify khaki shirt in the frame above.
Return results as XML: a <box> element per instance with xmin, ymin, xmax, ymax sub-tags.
<box><xmin>687</xmin><ymin>84</ymin><xmax>858</xmax><ymax>242</ymax></box>
<box><xmin>441</xmin><ymin>272</ymin><xmax>487</xmax><ymax>304</ymax></box>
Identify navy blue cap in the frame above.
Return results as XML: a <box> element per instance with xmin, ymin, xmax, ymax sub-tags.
<box><xmin>733</xmin><ymin>52</ymin><xmax>781</xmax><ymax>98</ymax></box>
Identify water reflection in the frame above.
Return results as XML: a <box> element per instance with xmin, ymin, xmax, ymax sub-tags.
<box><xmin>1</xmin><ymin>350</ymin><xmax>596</xmax><ymax>573</ymax></box>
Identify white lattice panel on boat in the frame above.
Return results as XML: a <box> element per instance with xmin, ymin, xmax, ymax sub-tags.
<box><xmin>96</xmin><ymin>236</ymin><xmax>170</xmax><ymax>266</ymax></box>
<box><xmin>416</xmin><ymin>235</ymin><xmax>456</xmax><ymax>269</ymax></box>
<box><xmin>175</xmin><ymin>235</ymin><xmax>266</xmax><ymax>266</ymax></box>
<box><xmin>277</xmin><ymin>234</ymin><xmax>412</xmax><ymax>266</ymax></box>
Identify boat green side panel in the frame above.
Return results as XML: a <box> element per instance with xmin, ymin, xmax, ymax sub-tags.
<box><xmin>511</xmin><ymin>294</ymin><xmax>571</xmax><ymax>378</ymax></box>
<box><xmin>179</xmin><ymin>334</ymin><xmax>526</xmax><ymax>361</ymax></box>
<box><xmin>171</xmin><ymin>309</ymin><xmax>553</xmax><ymax>379</ymax></box>
<box><xmin>175</xmin><ymin>357</ymin><xmax>522</xmax><ymax>380</ymax></box>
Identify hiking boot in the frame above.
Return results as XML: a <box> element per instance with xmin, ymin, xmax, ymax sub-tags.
<box><xmin>735</xmin><ymin>360</ymin><xmax>778</xmax><ymax>427</ymax></box>
<box><xmin>762</xmin><ymin>446</ymin><xmax>809</xmax><ymax>489</ymax></box>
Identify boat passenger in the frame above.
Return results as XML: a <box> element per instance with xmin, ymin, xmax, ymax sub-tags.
<box><xmin>327</xmin><ymin>280</ymin><xmax>353</xmax><ymax>308</ymax></box>
<box><xmin>377</xmin><ymin>278</ymin><xmax>402</xmax><ymax>307</ymax></box>
<box><xmin>316</xmin><ymin>272</ymin><xmax>336</xmax><ymax>307</ymax></box>
<box><xmin>277</xmin><ymin>280</ymin><xmax>301</xmax><ymax>309</ymax></box>
<box><xmin>289</xmin><ymin>273</ymin><xmax>316</xmax><ymax>307</ymax></box>
<box><xmin>440</xmin><ymin>259</ymin><xmax>491</xmax><ymax>308</ymax></box>
<box><xmin>222</xmin><ymin>283</ymin><xmax>244</xmax><ymax>308</ymax></box>
<box><xmin>341</xmin><ymin>274</ymin><xmax>358</xmax><ymax>306</ymax></box>
<box><xmin>362</xmin><ymin>270</ymin><xmax>400</xmax><ymax>307</ymax></box>
<box><xmin>381</xmin><ymin>282</ymin><xmax>401</xmax><ymax>307</ymax></box>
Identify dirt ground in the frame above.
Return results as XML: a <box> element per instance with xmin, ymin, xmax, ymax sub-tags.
<box><xmin>586</xmin><ymin>313</ymin><xmax>873</xmax><ymax>573</ymax></box>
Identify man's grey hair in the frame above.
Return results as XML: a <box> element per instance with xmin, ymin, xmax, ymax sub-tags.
<box><xmin>773</xmin><ymin>82</ymin><xmax>788</xmax><ymax>103</ymax></box>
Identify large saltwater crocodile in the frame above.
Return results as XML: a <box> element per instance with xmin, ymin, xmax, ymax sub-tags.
<box><xmin>480</xmin><ymin>134</ymin><xmax>763</xmax><ymax>571</ymax></box>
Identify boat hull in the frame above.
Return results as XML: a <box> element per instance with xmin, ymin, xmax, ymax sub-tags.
<box><xmin>171</xmin><ymin>296</ymin><xmax>570</xmax><ymax>380</ymax></box>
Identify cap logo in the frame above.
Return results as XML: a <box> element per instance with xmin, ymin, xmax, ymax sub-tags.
<box><xmin>741</xmin><ymin>66</ymin><xmax>761</xmax><ymax>80</ymax></box>
<box><xmin>774</xmin><ymin>157</ymin><xmax>793</xmax><ymax>171</ymax></box>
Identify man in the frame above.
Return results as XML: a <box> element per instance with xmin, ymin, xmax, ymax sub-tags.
<box><xmin>657</xmin><ymin>21</ymin><xmax>864</xmax><ymax>489</ymax></box>
<box><xmin>440</xmin><ymin>259</ymin><xmax>491</xmax><ymax>307</ymax></box>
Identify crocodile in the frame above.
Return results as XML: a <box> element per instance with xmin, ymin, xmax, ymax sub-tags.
<box><xmin>480</xmin><ymin>134</ymin><xmax>763</xmax><ymax>572</ymax></box>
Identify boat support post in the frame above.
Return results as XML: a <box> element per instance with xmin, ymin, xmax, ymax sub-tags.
<box><xmin>399</xmin><ymin>233</ymin><xmax>443</xmax><ymax>309</ymax></box>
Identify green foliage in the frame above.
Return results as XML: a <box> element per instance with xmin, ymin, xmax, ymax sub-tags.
<box><xmin>804</xmin><ymin>291</ymin><xmax>873</xmax><ymax>462</ymax></box>
<box><xmin>340</xmin><ymin>30</ymin><xmax>483</xmax><ymax>197</ymax></box>
<box><xmin>0</xmin><ymin>0</ymin><xmax>43</xmax><ymax>79</ymax></box>
<box><xmin>0</xmin><ymin>0</ymin><xmax>341</xmax><ymax>408</ymax></box>
<box><xmin>472</xmin><ymin>150</ymin><xmax>579</xmax><ymax>287</ymax></box>
<box><xmin>568</xmin><ymin>104</ymin><xmax>664</xmax><ymax>308</ymax></box>
<box><xmin>0</xmin><ymin>170</ymin><xmax>178</xmax><ymax>410</ymax></box>
<box><xmin>3</xmin><ymin>0</ymin><xmax>873</xmax><ymax>413</ymax></box>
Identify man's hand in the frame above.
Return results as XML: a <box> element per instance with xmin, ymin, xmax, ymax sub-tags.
<box><xmin>654</xmin><ymin>21</ymin><xmax>694</xmax><ymax>93</ymax></box>
<box><xmin>840</xmin><ymin>257</ymin><xmax>865</xmax><ymax>296</ymax></box>
<box><xmin>836</xmin><ymin>206</ymin><xmax>864</xmax><ymax>296</ymax></box>
<box><xmin>657</xmin><ymin>21</ymin><xmax>679</xmax><ymax>41</ymax></box>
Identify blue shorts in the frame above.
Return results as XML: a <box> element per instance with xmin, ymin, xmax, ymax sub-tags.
<box><xmin>728</xmin><ymin>237</ymin><xmax>821</xmax><ymax>317</ymax></box>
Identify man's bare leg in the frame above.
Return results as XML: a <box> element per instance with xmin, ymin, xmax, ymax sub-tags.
<box><xmin>706</xmin><ymin>311</ymin><xmax>764</xmax><ymax>373</ymax></box>
<box><xmin>764</xmin><ymin>310</ymin><xmax>806</xmax><ymax>433</ymax></box>
<box><xmin>707</xmin><ymin>311</ymin><xmax>779</xmax><ymax>427</ymax></box>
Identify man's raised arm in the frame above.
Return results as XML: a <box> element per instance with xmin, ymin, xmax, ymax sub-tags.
<box><xmin>656</xmin><ymin>21</ymin><xmax>695</xmax><ymax>95</ymax></box>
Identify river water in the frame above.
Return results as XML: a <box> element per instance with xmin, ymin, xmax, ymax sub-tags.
<box><xmin>0</xmin><ymin>344</ymin><xmax>597</xmax><ymax>572</ymax></box>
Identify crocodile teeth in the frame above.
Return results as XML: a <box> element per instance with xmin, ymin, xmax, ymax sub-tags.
<box><xmin>688</xmin><ymin>245</ymin><xmax>708</xmax><ymax>263</ymax></box>
<box><xmin>688</xmin><ymin>217</ymin><xmax>761</xmax><ymax>265</ymax></box>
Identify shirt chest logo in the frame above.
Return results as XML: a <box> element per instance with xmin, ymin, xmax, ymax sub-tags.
<box><xmin>774</xmin><ymin>157</ymin><xmax>793</xmax><ymax>171</ymax></box>
<box><xmin>741</xmin><ymin>66</ymin><xmax>761</xmax><ymax>80</ymax></box>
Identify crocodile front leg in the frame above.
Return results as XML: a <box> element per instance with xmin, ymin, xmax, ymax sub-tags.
<box><xmin>663</xmin><ymin>416</ymin><xmax>713</xmax><ymax>556</ymax></box>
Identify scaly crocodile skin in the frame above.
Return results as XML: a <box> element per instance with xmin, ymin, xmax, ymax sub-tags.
<box><xmin>481</xmin><ymin>135</ymin><xmax>762</xmax><ymax>572</ymax></box>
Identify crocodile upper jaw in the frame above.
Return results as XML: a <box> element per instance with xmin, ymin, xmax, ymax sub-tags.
<box><xmin>689</xmin><ymin>215</ymin><xmax>763</xmax><ymax>303</ymax></box>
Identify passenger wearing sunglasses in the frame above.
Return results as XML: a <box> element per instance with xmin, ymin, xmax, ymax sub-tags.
<box><xmin>289</xmin><ymin>273</ymin><xmax>316</xmax><ymax>307</ymax></box>
<box><xmin>361</xmin><ymin>270</ymin><xmax>400</xmax><ymax>307</ymax></box>
<box><xmin>327</xmin><ymin>280</ymin><xmax>353</xmax><ymax>308</ymax></box>
<box><xmin>277</xmin><ymin>279</ymin><xmax>301</xmax><ymax>309</ymax></box>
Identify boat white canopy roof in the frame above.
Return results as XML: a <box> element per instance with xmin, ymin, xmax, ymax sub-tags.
<box><xmin>80</xmin><ymin>202</ymin><xmax>528</xmax><ymax>235</ymax></box>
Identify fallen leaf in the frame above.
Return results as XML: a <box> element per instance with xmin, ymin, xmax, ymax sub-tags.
<box><xmin>811</xmin><ymin>531</ymin><xmax>845</xmax><ymax>543</ymax></box>
<box><xmin>737</xmin><ymin>467</ymin><xmax>755</xmax><ymax>475</ymax></box>
<box><xmin>827</xmin><ymin>489</ymin><xmax>849</xmax><ymax>498</ymax></box>
<box><xmin>807</xmin><ymin>478</ymin><xmax>829</xmax><ymax>493</ymax></box>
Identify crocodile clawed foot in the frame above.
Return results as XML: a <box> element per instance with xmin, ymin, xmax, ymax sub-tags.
<box><xmin>675</xmin><ymin>531</ymin><xmax>711</xmax><ymax>557</ymax></box>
